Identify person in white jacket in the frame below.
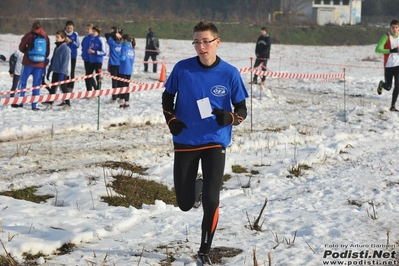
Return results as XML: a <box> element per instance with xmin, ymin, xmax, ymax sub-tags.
<box><xmin>8</xmin><ymin>50</ymin><xmax>23</xmax><ymax>97</ymax></box>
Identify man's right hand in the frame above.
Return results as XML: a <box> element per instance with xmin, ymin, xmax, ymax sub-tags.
<box><xmin>168</xmin><ymin>119</ymin><xmax>187</xmax><ymax>136</ymax></box>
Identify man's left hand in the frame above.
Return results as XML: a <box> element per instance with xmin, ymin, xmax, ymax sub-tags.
<box><xmin>212</xmin><ymin>108</ymin><xmax>233</xmax><ymax>126</ymax></box>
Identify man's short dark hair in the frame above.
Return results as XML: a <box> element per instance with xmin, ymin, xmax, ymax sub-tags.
<box><xmin>261</xmin><ymin>26</ymin><xmax>268</xmax><ymax>31</ymax></box>
<box><xmin>193</xmin><ymin>20</ymin><xmax>219</xmax><ymax>37</ymax></box>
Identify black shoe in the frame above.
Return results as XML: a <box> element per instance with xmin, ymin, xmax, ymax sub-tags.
<box><xmin>11</xmin><ymin>104</ymin><xmax>22</xmax><ymax>108</ymax></box>
<box><xmin>197</xmin><ymin>253</ymin><xmax>212</xmax><ymax>265</ymax></box>
<box><xmin>32</xmin><ymin>108</ymin><xmax>40</xmax><ymax>111</ymax></box>
<box><xmin>377</xmin><ymin>80</ymin><xmax>384</xmax><ymax>95</ymax></box>
<box><xmin>193</xmin><ymin>174</ymin><xmax>203</xmax><ymax>208</ymax></box>
<box><xmin>390</xmin><ymin>106</ymin><xmax>399</xmax><ymax>112</ymax></box>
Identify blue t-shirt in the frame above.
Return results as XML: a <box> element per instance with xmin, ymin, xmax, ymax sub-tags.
<box><xmin>164</xmin><ymin>56</ymin><xmax>248</xmax><ymax>148</ymax></box>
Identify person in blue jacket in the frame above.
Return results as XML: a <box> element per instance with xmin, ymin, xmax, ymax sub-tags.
<box><xmin>81</xmin><ymin>23</ymin><xmax>96</xmax><ymax>91</ymax></box>
<box><xmin>87</xmin><ymin>25</ymin><xmax>106</xmax><ymax>90</ymax></box>
<box><xmin>161</xmin><ymin>20</ymin><xmax>248</xmax><ymax>266</ymax></box>
<box><xmin>45</xmin><ymin>30</ymin><xmax>71</xmax><ymax>109</ymax></box>
<box><xmin>64</xmin><ymin>20</ymin><xmax>80</xmax><ymax>91</ymax></box>
<box><xmin>117</xmin><ymin>34</ymin><xmax>135</xmax><ymax>108</ymax></box>
<box><xmin>105</xmin><ymin>26</ymin><xmax>123</xmax><ymax>103</ymax></box>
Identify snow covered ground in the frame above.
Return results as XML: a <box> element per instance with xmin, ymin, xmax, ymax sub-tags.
<box><xmin>1</xmin><ymin>33</ymin><xmax>399</xmax><ymax>265</ymax></box>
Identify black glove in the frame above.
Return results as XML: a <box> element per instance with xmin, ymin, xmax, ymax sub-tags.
<box><xmin>169</xmin><ymin>119</ymin><xmax>187</xmax><ymax>136</ymax></box>
<box><xmin>390</xmin><ymin>48</ymin><xmax>398</xmax><ymax>53</ymax></box>
<box><xmin>212</xmin><ymin>108</ymin><xmax>233</xmax><ymax>126</ymax></box>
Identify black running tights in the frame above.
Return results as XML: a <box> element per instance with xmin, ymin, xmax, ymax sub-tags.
<box><xmin>173</xmin><ymin>147</ymin><xmax>226</xmax><ymax>254</ymax></box>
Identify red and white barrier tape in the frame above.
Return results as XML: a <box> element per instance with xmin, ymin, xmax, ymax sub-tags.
<box><xmin>102</xmin><ymin>73</ymin><xmax>145</xmax><ymax>85</ymax></box>
<box><xmin>240</xmin><ymin>67</ymin><xmax>345</xmax><ymax>79</ymax></box>
<box><xmin>0</xmin><ymin>73</ymin><xmax>100</xmax><ymax>97</ymax></box>
<box><xmin>0</xmin><ymin>64</ymin><xmax>345</xmax><ymax>106</ymax></box>
<box><xmin>0</xmin><ymin>82</ymin><xmax>165</xmax><ymax>106</ymax></box>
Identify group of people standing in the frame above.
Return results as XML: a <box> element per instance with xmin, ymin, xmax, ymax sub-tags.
<box><xmin>9</xmin><ymin>20</ymin><xmax>144</xmax><ymax>110</ymax></box>
<box><xmin>82</xmin><ymin>23</ymin><xmax>136</xmax><ymax>108</ymax></box>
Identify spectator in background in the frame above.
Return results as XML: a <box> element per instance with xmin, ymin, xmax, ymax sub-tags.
<box><xmin>143</xmin><ymin>27</ymin><xmax>160</xmax><ymax>73</ymax></box>
<box><xmin>64</xmin><ymin>20</ymin><xmax>80</xmax><ymax>91</ymax></box>
<box><xmin>45</xmin><ymin>30</ymin><xmax>71</xmax><ymax>109</ymax></box>
<box><xmin>81</xmin><ymin>23</ymin><xmax>96</xmax><ymax>91</ymax></box>
<box><xmin>117</xmin><ymin>33</ymin><xmax>135</xmax><ymax>109</ymax></box>
<box><xmin>17</xmin><ymin>21</ymin><xmax>50</xmax><ymax>110</ymax></box>
<box><xmin>251</xmin><ymin>26</ymin><xmax>271</xmax><ymax>85</ymax></box>
<box><xmin>8</xmin><ymin>50</ymin><xmax>23</xmax><ymax>98</ymax></box>
<box><xmin>105</xmin><ymin>26</ymin><xmax>123</xmax><ymax>103</ymax></box>
<box><xmin>375</xmin><ymin>19</ymin><xmax>399</xmax><ymax>111</ymax></box>
<box><xmin>88</xmin><ymin>25</ymin><xmax>106</xmax><ymax>90</ymax></box>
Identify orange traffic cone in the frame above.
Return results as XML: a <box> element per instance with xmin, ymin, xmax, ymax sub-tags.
<box><xmin>159</xmin><ymin>63</ymin><xmax>166</xmax><ymax>82</ymax></box>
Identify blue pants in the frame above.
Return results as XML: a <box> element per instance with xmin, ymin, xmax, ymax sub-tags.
<box><xmin>19</xmin><ymin>65</ymin><xmax>44</xmax><ymax>109</ymax></box>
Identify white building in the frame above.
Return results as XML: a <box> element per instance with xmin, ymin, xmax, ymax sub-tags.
<box><xmin>312</xmin><ymin>0</ymin><xmax>363</xmax><ymax>26</ymax></box>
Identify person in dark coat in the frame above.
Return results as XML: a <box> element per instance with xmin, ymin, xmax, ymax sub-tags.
<box><xmin>143</xmin><ymin>27</ymin><xmax>160</xmax><ymax>73</ymax></box>
<box><xmin>252</xmin><ymin>26</ymin><xmax>271</xmax><ymax>85</ymax></box>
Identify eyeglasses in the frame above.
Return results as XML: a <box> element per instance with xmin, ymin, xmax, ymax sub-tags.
<box><xmin>192</xmin><ymin>38</ymin><xmax>218</xmax><ymax>46</ymax></box>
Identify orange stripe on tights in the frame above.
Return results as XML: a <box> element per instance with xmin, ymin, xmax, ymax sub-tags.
<box><xmin>211</xmin><ymin>207</ymin><xmax>219</xmax><ymax>234</ymax></box>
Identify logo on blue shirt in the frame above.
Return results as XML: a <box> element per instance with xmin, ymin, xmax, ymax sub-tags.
<box><xmin>210</xmin><ymin>85</ymin><xmax>228</xmax><ymax>97</ymax></box>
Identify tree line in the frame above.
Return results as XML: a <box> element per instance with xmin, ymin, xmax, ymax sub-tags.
<box><xmin>0</xmin><ymin>0</ymin><xmax>397</xmax><ymax>25</ymax></box>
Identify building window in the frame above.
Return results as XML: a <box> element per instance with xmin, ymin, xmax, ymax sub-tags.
<box><xmin>324</xmin><ymin>0</ymin><xmax>331</xmax><ymax>4</ymax></box>
<box><xmin>342</xmin><ymin>0</ymin><xmax>349</xmax><ymax>5</ymax></box>
<box><xmin>314</xmin><ymin>0</ymin><xmax>321</xmax><ymax>4</ymax></box>
<box><xmin>333</xmin><ymin>0</ymin><xmax>340</xmax><ymax>5</ymax></box>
